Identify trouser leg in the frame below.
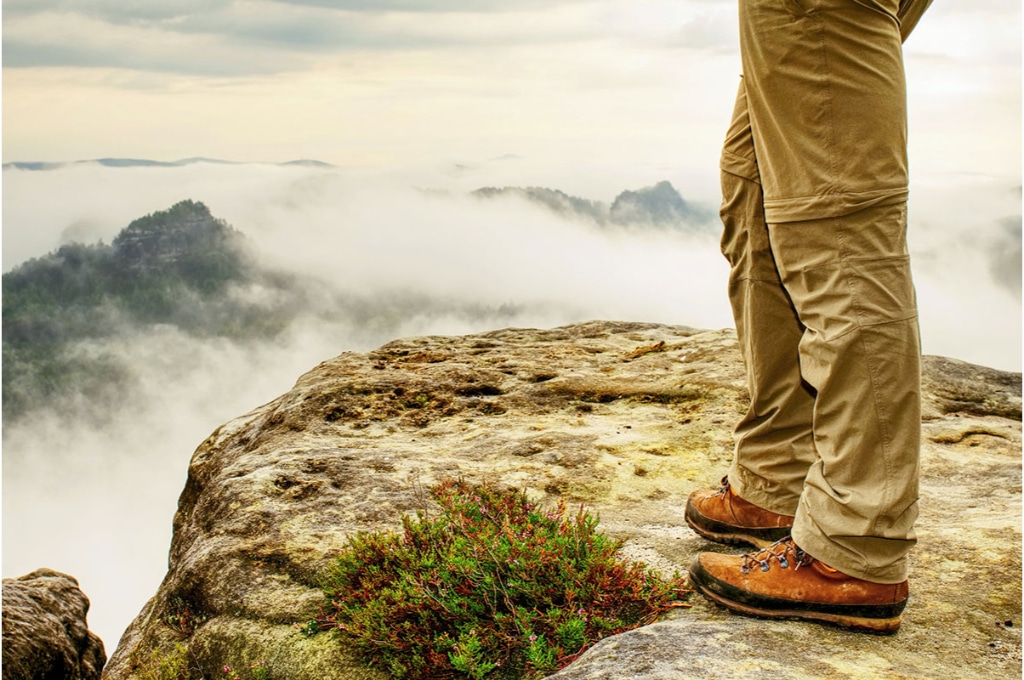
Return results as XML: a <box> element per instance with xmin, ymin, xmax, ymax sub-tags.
<box><xmin>770</xmin><ymin>204</ymin><xmax>922</xmax><ymax>584</ymax></box>
<box><xmin>739</xmin><ymin>0</ymin><xmax>911</xmax><ymax>222</ymax></box>
<box><xmin>734</xmin><ymin>0</ymin><xmax>925</xmax><ymax>583</ymax></box>
<box><xmin>720</xmin><ymin>81</ymin><xmax>816</xmax><ymax>516</ymax></box>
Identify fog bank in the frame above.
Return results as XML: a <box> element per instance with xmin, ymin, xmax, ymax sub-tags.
<box><xmin>2</xmin><ymin>160</ymin><xmax>1019</xmax><ymax>648</ymax></box>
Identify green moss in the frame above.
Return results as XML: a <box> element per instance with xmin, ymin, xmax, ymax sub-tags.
<box><xmin>133</xmin><ymin>643</ymin><xmax>190</xmax><ymax>680</ymax></box>
<box><xmin>187</xmin><ymin>617</ymin><xmax>385</xmax><ymax>680</ymax></box>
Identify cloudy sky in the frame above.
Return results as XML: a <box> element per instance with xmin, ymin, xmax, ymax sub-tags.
<box><xmin>3</xmin><ymin>0</ymin><xmax>1020</xmax><ymax>183</ymax></box>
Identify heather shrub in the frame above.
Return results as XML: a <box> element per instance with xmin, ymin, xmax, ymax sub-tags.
<box><xmin>319</xmin><ymin>478</ymin><xmax>690</xmax><ymax>678</ymax></box>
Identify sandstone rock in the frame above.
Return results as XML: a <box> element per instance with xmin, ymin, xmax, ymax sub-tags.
<box><xmin>102</xmin><ymin>321</ymin><xmax>1022</xmax><ymax>679</ymax></box>
<box><xmin>3</xmin><ymin>568</ymin><xmax>106</xmax><ymax>680</ymax></box>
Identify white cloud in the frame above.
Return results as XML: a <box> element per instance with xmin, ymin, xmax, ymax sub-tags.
<box><xmin>2</xmin><ymin>161</ymin><xmax>1019</xmax><ymax>649</ymax></box>
<box><xmin>4</xmin><ymin>161</ymin><xmax>1019</xmax><ymax>367</ymax></box>
<box><xmin>1</xmin><ymin>162</ymin><xmax>731</xmax><ymax>646</ymax></box>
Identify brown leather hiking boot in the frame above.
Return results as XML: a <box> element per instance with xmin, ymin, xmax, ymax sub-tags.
<box><xmin>688</xmin><ymin>538</ymin><xmax>909</xmax><ymax>634</ymax></box>
<box><xmin>685</xmin><ymin>477</ymin><xmax>794</xmax><ymax>548</ymax></box>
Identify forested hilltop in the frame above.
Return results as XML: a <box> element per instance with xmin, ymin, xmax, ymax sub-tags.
<box><xmin>2</xmin><ymin>200</ymin><xmax>299</xmax><ymax>422</ymax></box>
<box><xmin>5</xmin><ymin>200</ymin><xmax>250</xmax><ymax>317</ymax></box>
<box><xmin>1</xmin><ymin>181</ymin><xmax>719</xmax><ymax>427</ymax></box>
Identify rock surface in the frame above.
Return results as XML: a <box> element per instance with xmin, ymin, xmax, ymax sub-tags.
<box><xmin>102</xmin><ymin>321</ymin><xmax>1022</xmax><ymax>679</ymax></box>
<box><xmin>3</xmin><ymin>568</ymin><xmax>107</xmax><ymax>680</ymax></box>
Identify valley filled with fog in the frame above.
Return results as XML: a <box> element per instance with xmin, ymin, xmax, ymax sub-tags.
<box><xmin>2</xmin><ymin>159</ymin><xmax>1020</xmax><ymax>649</ymax></box>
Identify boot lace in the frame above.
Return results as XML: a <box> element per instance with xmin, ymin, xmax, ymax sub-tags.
<box><xmin>740</xmin><ymin>538</ymin><xmax>813</xmax><ymax>575</ymax></box>
<box><xmin>713</xmin><ymin>475</ymin><xmax>731</xmax><ymax>498</ymax></box>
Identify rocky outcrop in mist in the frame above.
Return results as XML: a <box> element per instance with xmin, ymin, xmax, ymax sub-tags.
<box><xmin>1</xmin><ymin>200</ymin><xmax>264</xmax><ymax>422</ymax></box>
<box><xmin>2</xmin><ymin>569</ymin><xmax>106</xmax><ymax>680</ymax></box>
<box><xmin>110</xmin><ymin>199</ymin><xmax>250</xmax><ymax>278</ymax></box>
<box><xmin>102</xmin><ymin>321</ymin><xmax>1021</xmax><ymax>679</ymax></box>
<box><xmin>472</xmin><ymin>181</ymin><xmax>714</xmax><ymax>231</ymax></box>
<box><xmin>608</xmin><ymin>181</ymin><xmax>697</xmax><ymax>226</ymax></box>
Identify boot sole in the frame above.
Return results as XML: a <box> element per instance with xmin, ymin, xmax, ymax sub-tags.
<box><xmin>684</xmin><ymin>501</ymin><xmax>792</xmax><ymax>550</ymax></box>
<box><xmin>693</xmin><ymin>581</ymin><xmax>903</xmax><ymax>635</ymax></box>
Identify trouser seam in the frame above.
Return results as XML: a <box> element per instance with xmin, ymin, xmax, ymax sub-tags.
<box><xmin>818</xmin><ymin>313</ymin><xmax>920</xmax><ymax>344</ymax></box>
<box><xmin>792</xmin><ymin>254</ymin><xmax>910</xmax><ymax>274</ymax></box>
<box><xmin>859</xmin><ymin>314</ymin><xmax>918</xmax><ymax>329</ymax></box>
<box><xmin>735</xmin><ymin>275</ymin><xmax>786</xmax><ymax>283</ymax></box>
<box><xmin>817</xmin><ymin>13</ymin><xmax>838</xmax><ymax>194</ymax></box>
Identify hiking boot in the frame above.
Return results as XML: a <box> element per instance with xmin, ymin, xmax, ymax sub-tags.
<box><xmin>688</xmin><ymin>538</ymin><xmax>909</xmax><ymax>634</ymax></box>
<box><xmin>685</xmin><ymin>477</ymin><xmax>794</xmax><ymax>548</ymax></box>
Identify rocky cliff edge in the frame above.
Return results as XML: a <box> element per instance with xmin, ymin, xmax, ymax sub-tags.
<box><xmin>102</xmin><ymin>321</ymin><xmax>1022</xmax><ymax>679</ymax></box>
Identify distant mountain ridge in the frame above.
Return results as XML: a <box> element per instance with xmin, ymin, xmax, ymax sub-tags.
<box><xmin>2</xmin><ymin>157</ymin><xmax>335</xmax><ymax>171</ymax></box>
<box><xmin>471</xmin><ymin>181</ymin><xmax>716</xmax><ymax>232</ymax></box>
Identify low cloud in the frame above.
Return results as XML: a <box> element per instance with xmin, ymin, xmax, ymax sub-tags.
<box><xmin>2</xmin><ymin>161</ymin><xmax>732</xmax><ymax>646</ymax></box>
<box><xmin>2</xmin><ymin>161</ymin><xmax>1020</xmax><ymax>649</ymax></box>
<box><xmin>5</xmin><ymin>161</ymin><xmax>1020</xmax><ymax>368</ymax></box>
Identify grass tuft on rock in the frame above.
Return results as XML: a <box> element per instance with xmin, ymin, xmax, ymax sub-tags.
<box><xmin>319</xmin><ymin>478</ymin><xmax>690</xmax><ymax>679</ymax></box>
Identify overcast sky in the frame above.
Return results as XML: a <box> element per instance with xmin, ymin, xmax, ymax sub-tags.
<box><xmin>3</xmin><ymin>0</ymin><xmax>1021</xmax><ymax>188</ymax></box>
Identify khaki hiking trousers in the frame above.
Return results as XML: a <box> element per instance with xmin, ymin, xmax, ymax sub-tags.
<box><xmin>721</xmin><ymin>0</ymin><xmax>933</xmax><ymax>584</ymax></box>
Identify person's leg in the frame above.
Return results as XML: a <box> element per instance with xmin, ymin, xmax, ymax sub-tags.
<box><xmin>685</xmin><ymin>80</ymin><xmax>817</xmax><ymax>549</ymax></box>
<box><xmin>770</xmin><ymin>202</ymin><xmax>921</xmax><ymax>584</ymax></box>
<box><xmin>719</xmin><ymin>79</ymin><xmax>817</xmax><ymax>517</ymax></box>
<box><xmin>737</xmin><ymin>0</ymin><xmax>921</xmax><ymax>584</ymax></box>
<box><xmin>688</xmin><ymin>0</ymin><xmax>925</xmax><ymax>629</ymax></box>
<box><xmin>706</xmin><ymin>0</ymin><xmax>932</xmax><ymax>542</ymax></box>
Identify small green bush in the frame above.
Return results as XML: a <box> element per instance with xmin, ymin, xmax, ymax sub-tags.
<box><xmin>320</xmin><ymin>478</ymin><xmax>690</xmax><ymax>679</ymax></box>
